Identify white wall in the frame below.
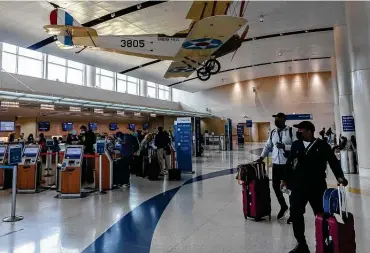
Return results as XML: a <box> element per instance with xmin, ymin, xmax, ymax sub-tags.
<box><xmin>173</xmin><ymin>72</ymin><xmax>335</xmax><ymax>132</ymax></box>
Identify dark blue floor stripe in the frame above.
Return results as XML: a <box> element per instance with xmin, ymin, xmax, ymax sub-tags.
<box><xmin>82</xmin><ymin>168</ymin><xmax>237</xmax><ymax>253</ymax></box>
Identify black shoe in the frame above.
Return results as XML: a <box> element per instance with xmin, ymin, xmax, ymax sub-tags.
<box><xmin>277</xmin><ymin>206</ymin><xmax>289</xmax><ymax>220</ymax></box>
<box><xmin>289</xmin><ymin>243</ymin><xmax>310</xmax><ymax>253</ymax></box>
<box><xmin>287</xmin><ymin>216</ymin><xmax>293</xmax><ymax>224</ymax></box>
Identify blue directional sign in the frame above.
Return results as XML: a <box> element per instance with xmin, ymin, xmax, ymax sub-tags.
<box><xmin>342</xmin><ymin>116</ymin><xmax>355</xmax><ymax>132</ymax></box>
<box><xmin>286</xmin><ymin>114</ymin><xmax>313</xmax><ymax>121</ymax></box>
<box><xmin>246</xmin><ymin>120</ymin><xmax>253</xmax><ymax>128</ymax></box>
<box><xmin>175</xmin><ymin>117</ymin><xmax>192</xmax><ymax>173</ymax></box>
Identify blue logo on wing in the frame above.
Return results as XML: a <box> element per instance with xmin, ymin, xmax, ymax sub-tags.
<box><xmin>182</xmin><ymin>38</ymin><xmax>222</xmax><ymax>50</ymax></box>
<box><xmin>168</xmin><ymin>67</ymin><xmax>194</xmax><ymax>73</ymax></box>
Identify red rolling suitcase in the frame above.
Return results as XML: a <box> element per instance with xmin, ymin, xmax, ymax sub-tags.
<box><xmin>315</xmin><ymin>186</ymin><xmax>356</xmax><ymax>253</ymax></box>
<box><xmin>239</xmin><ymin>162</ymin><xmax>271</xmax><ymax>221</ymax></box>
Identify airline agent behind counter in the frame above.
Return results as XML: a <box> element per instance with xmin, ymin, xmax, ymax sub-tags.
<box><xmin>286</xmin><ymin>121</ymin><xmax>348</xmax><ymax>253</ymax></box>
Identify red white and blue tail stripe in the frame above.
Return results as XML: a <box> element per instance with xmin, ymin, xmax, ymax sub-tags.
<box><xmin>50</xmin><ymin>9</ymin><xmax>81</xmax><ymax>46</ymax></box>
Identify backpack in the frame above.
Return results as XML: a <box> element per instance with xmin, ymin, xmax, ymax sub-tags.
<box><xmin>269</xmin><ymin>127</ymin><xmax>293</xmax><ymax>142</ymax></box>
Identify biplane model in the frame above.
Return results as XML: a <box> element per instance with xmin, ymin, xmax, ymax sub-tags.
<box><xmin>43</xmin><ymin>1</ymin><xmax>249</xmax><ymax>81</ymax></box>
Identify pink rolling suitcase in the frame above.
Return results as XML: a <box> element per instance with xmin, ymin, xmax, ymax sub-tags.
<box><xmin>239</xmin><ymin>162</ymin><xmax>271</xmax><ymax>221</ymax></box>
<box><xmin>315</xmin><ymin>186</ymin><xmax>356</xmax><ymax>253</ymax></box>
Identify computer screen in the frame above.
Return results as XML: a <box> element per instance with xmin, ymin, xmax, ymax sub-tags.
<box><xmin>128</xmin><ymin>123</ymin><xmax>135</xmax><ymax>131</ymax></box>
<box><xmin>89</xmin><ymin>122</ymin><xmax>98</xmax><ymax>131</ymax></box>
<box><xmin>65</xmin><ymin>147</ymin><xmax>82</xmax><ymax>159</ymax></box>
<box><xmin>0</xmin><ymin>146</ymin><xmax>5</xmax><ymax>155</ymax></box>
<box><xmin>62</xmin><ymin>122</ymin><xmax>73</xmax><ymax>131</ymax></box>
<box><xmin>38</xmin><ymin>122</ymin><xmax>50</xmax><ymax>131</ymax></box>
<box><xmin>46</xmin><ymin>139</ymin><xmax>54</xmax><ymax>147</ymax></box>
<box><xmin>109</xmin><ymin>123</ymin><xmax>118</xmax><ymax>131</ymax></box>
<box><xmin>23</xmin><ymin>147</ymin><xmax>38</xmax><ymax>157</ymax></box>
<box><xmin>143</xmin><ymin>123</ymin><xmax>149</xmax><ymax>130</ymax></box>
<box><xmin>0</xmin><ymin>121</ymin><xmax>15</xmax><ymax>132</ymax></box>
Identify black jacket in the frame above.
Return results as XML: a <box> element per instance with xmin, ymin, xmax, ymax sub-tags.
<box><xmin>155</xmin><ymin>132</ymin><xmax>169</xmax><ymax>149</ymax></box>
<box><xmin>287</xmin><ymin>138</ymin><xmax>344</xmax><ymax>187</ymax></box>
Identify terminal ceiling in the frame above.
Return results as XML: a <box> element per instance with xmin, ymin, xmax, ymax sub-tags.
<box><xmin>0</xmin><ymin>1</ymin><xmax>345</xmax><ymax>92</ymax></box>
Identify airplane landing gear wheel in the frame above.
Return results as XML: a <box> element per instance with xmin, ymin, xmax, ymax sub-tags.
<box><xmin>205</xmin><ymin>59</ymin><xmax>221</xmax><ymax>74</ymax></box>
<box><xmin>197</xmin><ymin>67</ymin><xmax>211</xmax><ymax>81</ymax></box>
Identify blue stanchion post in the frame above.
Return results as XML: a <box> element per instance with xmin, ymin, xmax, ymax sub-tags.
<box><xmin>3</xmin><ymin>144</ymin><xmax>23</xmax><ymax>222</ymax></box>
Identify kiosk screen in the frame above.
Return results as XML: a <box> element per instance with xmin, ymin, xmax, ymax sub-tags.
<box><xmin>0</xmin><ymin>146</ymin><xmax>5</xmax><ymax>156</ymax></box>
<box><xmin>23</xmin><ymin>147</ymin><xmax>38</xmax><ymax>157</ymax></box>
<box><xmin>65</xmin><ymin>147</ymin><xmax>82</xmax><ymax>159</ymax></box>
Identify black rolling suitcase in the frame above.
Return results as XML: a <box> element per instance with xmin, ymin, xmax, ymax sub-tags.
<box><xmin>113</xmin><ymin>159</ymin><xmax>122</xmax><ymax>186</ymax></box>
<box><xmin>148</xmin><ymin>155</ymin><xmax>161</xmax><ymax>181</ymax></box>
<box><xmin>168</xmin><ymin>169</ymin><xmax>181</xmax><ymax>181</ymax></box>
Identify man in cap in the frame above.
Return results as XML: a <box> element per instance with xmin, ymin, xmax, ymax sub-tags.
<box><xmin>259</xmin><ymin>112</ymin><xmax>295</xmax><ymax>222</ymax></box>
<box><xmin>287</xmin><ymin>121</ymin><xmax>348</xmax><ymax>253</ymax></box>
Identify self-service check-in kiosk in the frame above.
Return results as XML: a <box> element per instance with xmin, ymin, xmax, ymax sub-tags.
<box><xmin>60</xmin><ymin>145</ymin><xmax>83</xmax><ymax>197</ymax></box>
<box><xmin>17</xmin><ymin>145</ymin><xmax>40</xmax><ymax>193</ymax></box>
<box><xmin>0</xmin><ymin>145</ymin><xmax>9</xmax><ymax>189</ymax></box>
<box><xmin>94</xmin><ymin>141</ymin><xmax>113</xmax><ymax>191</ymax></box>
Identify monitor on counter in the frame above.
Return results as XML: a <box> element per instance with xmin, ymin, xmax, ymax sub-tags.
<box><xmin>89</xmin><ymin>122</ymin><xmax>98</xmax><ymax>131</ymax></box>
<box><xmin>0</xmin><ymin>146</ymin><xmax>6</xmax><ymax>156</ymax></box>
<box><xmin>109</xmin><ymin>123</ymin><xmax>118</xmax><ymax>131</ymax></box>
<box><xmin>128</xmin><ymin>123</ymin><xmax>135</xmax><ymax>131</ymax></box>
<box><xmin>38</xmin><ymin>121</ymin><xmax>50</xmax><ymax>131</ymax></box>
<box><xmin>65</xmin><ymin>147</ymin><xmax>82</xmax><ymax>159</ymax></box>
<box><xmin>143</xmin><ymin>123</ymin><xmax>149</xmax><ymax>130</ymax></box>
<box><xmin>0</xmin><ymin>121</ymin><xmax>15</xmax><ymax>132</ymax></box>
<box><xmin>62</xmin><ymin>122</ymin><xmax>73</xmax><ymax>131</ymax></box>
<box><xmin>23</xmin><ymin>147</ymin><xmax>38</xmax><ymax>157</ymax></box>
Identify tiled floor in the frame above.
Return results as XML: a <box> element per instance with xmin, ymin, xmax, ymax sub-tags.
<box><xmin>0</xmin><ymin>143</ymin><xmax>369</xmax><ymax>253</ymax></box>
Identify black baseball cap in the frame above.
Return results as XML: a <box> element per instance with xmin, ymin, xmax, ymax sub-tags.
<box><xmin>272</xmin><ymin>112</ymin><xmax>286</xmax><ymax>119</ymax></box>
<box><xmin>293</xmin><ymin>121</ymin><xmax>315</xmax><ymax>132</ymax></box>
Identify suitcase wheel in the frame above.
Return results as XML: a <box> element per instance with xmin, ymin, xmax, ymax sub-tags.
<box><xmin>244</xmin><ymin>215</ymin><xmax>248</xmax><ymax>220</ymax></box>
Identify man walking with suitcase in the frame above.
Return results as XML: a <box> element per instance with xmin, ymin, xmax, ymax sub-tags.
<box><xmin>259</xmin><ymin>113</ymin><xmax>295</xmax><ymax>222</ymax></box>
<box><xmin>286</xmin><ymin>121</ymin><xmax>348</xmax><ymax>253</ymax></box>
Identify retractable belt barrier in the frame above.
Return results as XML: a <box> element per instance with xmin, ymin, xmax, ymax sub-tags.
<box><xmin>0</xmin><ymin>165</ymin><xmax>23</xmax><ymax>222</ymax></box>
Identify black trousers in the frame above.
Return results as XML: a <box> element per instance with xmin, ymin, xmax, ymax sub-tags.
<box><xmin>121</xmin><ymin>156</ymin><xmax>133</xmax><ymax>185</ymax></box>
<box><xmin>272</xmin><ymin>164</ymin><xmax>291</xmax><ymax>209</ymax></box>
<box><xmin>291</xmin><ymin>181</ymin><xmax>327</xmax><ymax>244</ymax></box>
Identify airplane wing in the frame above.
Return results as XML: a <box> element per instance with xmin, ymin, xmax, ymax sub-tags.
<box><xmin>186</xmin><ymin>1</ymin><xmax>232</xmax><ymax>21</ymax></box>
<box><xmin>164</xmin><ymin>15</ymin><xmax>246</xmax><ymax>79</ymax></box>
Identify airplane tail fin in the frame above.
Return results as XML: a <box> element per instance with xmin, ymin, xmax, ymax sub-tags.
<box><xmin>50</xmin><ymin>9</ymin><xmax>81</xmax><ymax>46</ymax></box>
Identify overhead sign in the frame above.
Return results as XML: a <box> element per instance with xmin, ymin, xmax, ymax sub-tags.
<box><xmin>246</xmin><ymin>120</ymin><xmax>253</xmax><ymax>128</ymax></box>
<box><xmin>285</xmin><ymin>114</ymin><xmax>313</xmax><ymax>121</ymax></box>
<box><xmin>8</xmin><ymin>144</ymin><xmax>22</xmax><ymax>165</ymax></box>
<box><xmin>342</xmin><ymin>116</ymin><xmax>355</xmax><ymax>132</ymax></box>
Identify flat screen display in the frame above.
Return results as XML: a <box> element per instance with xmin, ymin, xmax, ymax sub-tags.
<box><xmin>128</xmin><ymin>123</ymin><xmax>135</xmax><ymax>131</ymax></box>
<box><xmin>23</xmin><ymin>147</ymin><xmax>38</xmax><ymax>157</ymax></box>
<box><xmin>65</xmin><ymin>147</ymin><xmax>82</xmax><ymax>159</ymax></box>
<box><xmin>38</xmin><ymin>122</ymin><xmax>50</xmax><ymax>131</ymax></box>
<box><xmin>0</xmin><ymin>121</ymin><xmax>15</xmax><ymax>132</ymax></box>
<box><xmin>62</xmin><ymin>122</ymin><xmax>73</xmax><ymax>131</ymax></box>
<box><xmin>0</xmin><ymin>146</ymin><xmax>6</xmax><ymax>155</ymax></box>
<box><xmin>143</xmin><ymin>123</ymin><xmax>149</xmax><ymax>130</ymax></box>
<box><xmin>89</xmin><ymin>122</ymin><xmax>98</xmax><ymax>131</ymax></box>
<box><xmin>109</xmin><ymin>123</ymin><xmax>118</xmax><ymax>131</ymax></box>
<box><xmin>46</xmin><ymin>139</ymin><xmax>54</xmax><ymax>147</ymax></box>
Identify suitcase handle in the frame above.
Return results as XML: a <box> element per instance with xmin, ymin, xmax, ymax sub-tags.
<box><xmin>337</xmin><ymin>184</ymin><xmax>348</xmax><ymax>219</ymax></box>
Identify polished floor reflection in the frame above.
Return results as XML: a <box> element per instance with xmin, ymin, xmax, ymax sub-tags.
<box><xmin>0</xmin><ymin>144</ymin><xmax>369</xmax><ymax>253</ymax></box>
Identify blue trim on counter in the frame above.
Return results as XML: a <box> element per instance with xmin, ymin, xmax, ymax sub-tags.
<box><xmin>82</xmin><ymin>168</ymin><xmax>237</xmax><ymax>253</ymax></box>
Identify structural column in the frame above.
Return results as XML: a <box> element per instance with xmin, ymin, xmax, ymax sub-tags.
<box><xmin>333</xmin><ymin>25</ymin><xmax>354</xmax><ymax>139</ymax></box>
<box><xmin>86</xmin><ymin>65</ymin><xmax>96</xmax><ymax>87</ymax></box>
<box><xmin>331</xmin><ymin>57</ymin><xmax>341</xmax><ymax>142</ymax></box>
<box><xmin>346</xmin><ymin>1</ymin><xmax>370</xmax><ymax>176</ymax></box>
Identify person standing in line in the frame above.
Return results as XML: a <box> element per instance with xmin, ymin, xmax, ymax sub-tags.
<box><xmin>286</xmin><ymin>121</ymin><xmax>348</xmax><ymax>253</ymax></box>
<box><xmin>120</xmin><ymin>130</ymin><xmax>139</xmax><ymax>188</ymax></box>
<box><xmin>155</xmin><ymin>127</ymin><xmax>170</xmax><ymax>175</ymax></box>
<box><xmin>319</xmin><ymin>127</ymin><xmax>326</xmax><ymax>140</ymax></box>
<box><xmin>259</xmin><ymin>113</ymin><xmax>295</xmax><ymax>223</ymax></box>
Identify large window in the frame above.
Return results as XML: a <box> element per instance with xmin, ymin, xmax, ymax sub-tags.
<box><xmin>127</xmin><ymin>76</ymin><xmax>139</xmax><ymax>95</ymax></box>
<box><xmin>117</xmin><ymin>73</ymin><xmax>127</xmax><ymax>93</ymax></box>
<box><xmin>48</xmin><ymin>56</ymin><xmax>84</xmax><ymax>85</ymax></box>
<box><xmin>2</xmin><ymin>43</ymin><xmax>43</xmax><ymax>78</ymax></box>
<box><xmin>147</xmin><ymin>81</ymin><xmax>157</xmax><ymax>98</ymax></box>
<box><xmin>158</xmin><ymin>84</ymin><xmax>170</xmax><ymax>100</ymax></box>
<box><xmin>96</xmin><ymin>68</ymin><xmax>114</xmax><ymax>90</ymax></box>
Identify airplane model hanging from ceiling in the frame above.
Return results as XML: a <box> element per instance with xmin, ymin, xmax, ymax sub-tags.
<box><xmin>43</xmin><ymin>1</ymin><xmax>249</xmax><ymax>81</ymax></box>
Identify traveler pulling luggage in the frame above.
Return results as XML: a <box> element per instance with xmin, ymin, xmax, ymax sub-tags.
<box><xmin>237</xmin><ymin>161</ymin><xmax>271</xmax><ymax>221</ymax></box>
<box><xmin>315</xmin><ymin>185</ymin><xmax>356</xmax><ymax>253</ymax></box>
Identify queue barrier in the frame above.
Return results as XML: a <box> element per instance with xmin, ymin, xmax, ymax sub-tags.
<box><xmin>0</xmin><ymin>165</ymin><xmax>23</xmax><ymax>222</ymax></box>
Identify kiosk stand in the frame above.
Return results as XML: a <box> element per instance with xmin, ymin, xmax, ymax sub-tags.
<box><xmin>95</xmin><ymin>140</ymin><xmax>108</xmax><ymax>194</ymax></box>
<box><xmin>0</xmin><ymin>145</ymin><xmax>9</xmax><ymax>189</ymax></box>
<box><xmin>17</xmin><ymin>145</ymin><xmax>40</xmax><ymax>193</ymax></box>
<box><xmin>3</xmin><ymin>144</ymin><xmax>23</xmax><ymax>222</ymax></box>
<box><xmin>59</xmin><ymin>145</ymin><xmax>83</xmax><ymax>198</ymax></box>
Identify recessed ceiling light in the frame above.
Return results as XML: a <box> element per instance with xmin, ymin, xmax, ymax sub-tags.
<box><xmin>278</xmin><ymin>52</ymin><xmax>282</xmax><ymax>56</ymax></box>
<box><xmin>305</xmin><ymin>30</ymin><xmax>309</xmax><ymax>33</ymax></box>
